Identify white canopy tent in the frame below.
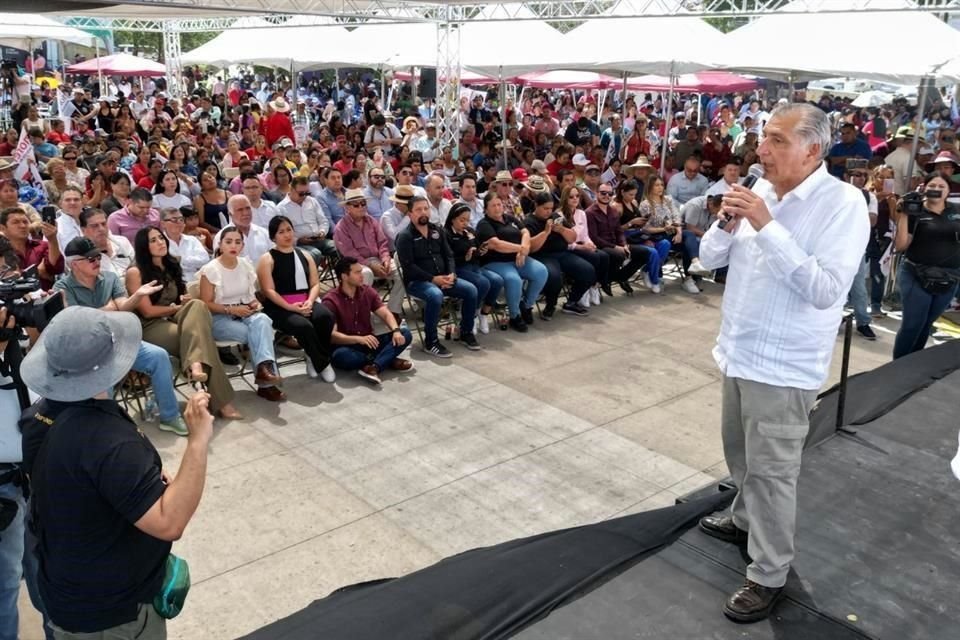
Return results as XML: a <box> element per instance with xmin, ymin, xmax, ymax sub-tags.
<box><xmin>719</xmin><ymin>0</ymin><xmax>960</xmax><ymax>84</ymax></box>
<box><xmin>0</xmin><ymin>12</ymin><xmax>102</xmax><ymax>50</ymax></box>
<box><xmin>343</xmin><ymin>19</ymin><xmax>437</xmax><ymax>69</ymax></box>
<box><xmin>181</xmin><ymin>16</ymin><xmax>276</xmax><ymax>68</ymax></box>
<box><xmin>459</xmin><ymin>5</ymin><xmax>566</xmax><ymax>77</ymax></box>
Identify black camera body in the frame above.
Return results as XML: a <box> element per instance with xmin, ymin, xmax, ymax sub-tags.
<box><xmin>901</xmin><ymin>191</ymin><xmax>925</xmax><ymax>216</ymax></box>
<box><xmin>0</xmin><ymin>270</ymin><xmax>64</xmax><ymax>337</ymax></box>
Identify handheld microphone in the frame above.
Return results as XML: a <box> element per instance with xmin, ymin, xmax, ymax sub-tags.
<box><xmin>717</xmin><ymin>164</ymin><xmax>764</xmax><ymax>229</ymax></box>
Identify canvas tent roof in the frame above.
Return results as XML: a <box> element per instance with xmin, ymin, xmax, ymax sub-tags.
<box><xmin>0</xmin><ymin>12</ymin><xmax>102</xmax><ymax>50</ymax></box>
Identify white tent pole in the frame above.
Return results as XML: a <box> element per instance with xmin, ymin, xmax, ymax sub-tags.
<box><xmin>499</xmin><ymin>65</ymin><xmax>508</xmax><ymax>169</ymax></box>
<box><xmin>380</xmin><ymin>67</ymin><xmax>386</xmax><ymax>110</ymax></box>
<box><xmin>660</xmin><ymin>62</ymin><xmax>676</xmax><ymax>179</ymax></box>
<box><xmin>95</xmin><ymin>38</ymin><xmax>103</xmax><ymax>96</ymax></box>
<box><xmin>621</xmin><ymin>71</ymin><xmax>628</xmax><ymax>122</ymax></box>
<box><xmin>696</xmin><ymin>93</ymin><xmax>702</xmax><ymax>126</ymax></box>
<box><xmin>597</xmin><ymin>89</ymin><xmax>605</xmax><ymax>124</ymax></box>
<box><xmin>904</xmin><ymin>78</ymin><xmax>930</xmax><ymax>186</ymax></box>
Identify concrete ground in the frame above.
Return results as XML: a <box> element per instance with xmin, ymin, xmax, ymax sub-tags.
<box><xmin>18</xmin><ymin>277</ymin><xmax>903</xmax><ymax>640</ymax></box>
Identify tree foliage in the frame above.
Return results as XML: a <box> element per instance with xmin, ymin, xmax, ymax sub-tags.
<box><xmin>112</xmin><ymin>29</ymin><xmax>220</xmax><ymax>62</ymax></box>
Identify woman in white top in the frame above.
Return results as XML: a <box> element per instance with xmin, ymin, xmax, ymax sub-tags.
<box><xmin>198</xmin><ymin>227</ymin><xmax>285</xmax><ymax>401</ymax></box>
<box><xmin>152</xmin><ymin>170</ymin><xmax>193</xmax><ymax>211</ymax></box>
<box><xmin>560</xmin><ymin>185</ymin><xmax>610</xmax><ymax>305</ymax></box>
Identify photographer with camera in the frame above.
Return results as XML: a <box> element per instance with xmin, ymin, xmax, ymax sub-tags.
<box><xmin>892</xmin><ymin>175</ymin><xmax>960</xmax><ymax>359</ymax></box>
<box><xmin>0</xmin><ymin>208</ymin><xmax>62</xmax><ymax>291</ymax></box>
<box><xmin>19</xmin><ymin>306</ymin><xmax>214</xmax><ymax>639</ymax></box>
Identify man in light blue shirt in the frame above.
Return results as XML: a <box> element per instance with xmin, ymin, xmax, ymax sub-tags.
<box><xmin>667</xmin><ymin>155</ymin><xmax>710</xmax><ymax>205</ymax></box>
<box><xmin>316</xmin><ymin>166</ymin><xmax>346</xmax><ymax>225</ymax></box>
<box><xmin>362</xmin><ymin>166</ymin><xmax>393</xmax><ymax>220</ymax></box>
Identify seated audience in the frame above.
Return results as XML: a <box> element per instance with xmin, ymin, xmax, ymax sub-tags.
<box><xmin>107</xmin><ymin>187</ymin><xmax>162</xmax><ymax>243</ymax></box>
<box><xmin>198</xmin><ymin>227</ymin><xmax>285</xmax><ymax>402</ymax></box>
<box><xmin>444</xmin><ymin>202</ymin><xmax>504</xmax><ymax>334</ymax></box>
<box><xmin>475</xmin><ymin>191</ymin><xmax>548</xmax><ymax>332</ymax></box>
<box><xmin>257</xmin><ymin>215</ymin><xmax>337</xmax><ymax>382</ymax></box>
<box><xmin>559</xmin><ymin>185</ymin><xmax>610</xmax><ymax>306</ymax></box>
<box><xmin>396</xmin><ymin>196</ymin><xmax>481</xmax><ymax>355</ymax></box>
<box><xmin>161</xmin><ymin>207</ymin><xmax>210</xmax><ymax>283</ymax></box>
<box><xmin>524</xmin><ymin>191</ymin><xmax>595</xmax><ymax>318</ymax></box>
<box><xmin>53</xmin><ymin>237</ymin><xmax>188</xmax><ymax>435</ymax></box>
<box><xmin>213</xmin><ymin>195</ymin><xmax>272</xmax><ymax>265</ymax></box>
<box><xmin>277</xmin><ymin>176</ymin><xmax>339</xmax><ymax>264</ymax></box>
<box><xmin>322</xmin><ymin>257</ymin><xmax>414</xmax><ymax>385</ymax></box>
<box><xmin>126</xmin><ymin>226</ymin><xmax>241</xmax><ymax>419</ymax></box>
<box><xmin>0</xmin><ymin>207</ymin><xmax>62</xmax><ymax>289</ymax></box>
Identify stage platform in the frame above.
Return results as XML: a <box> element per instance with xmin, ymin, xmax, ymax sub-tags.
<box><xmin>242</xmin><ymin>343</ymin><xmax>960</xmax><ymax>640</ymax></box>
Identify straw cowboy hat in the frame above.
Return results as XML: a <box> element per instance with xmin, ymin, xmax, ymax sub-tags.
<box><xmin>389</xmin><ymin>185</ymin><xmax>416</xmax><ymax>203</ymax></box>
<box><xmin>269</xmin><ymin>97</ymin><xmax>291</xmax><ymax>113</ymax></box>
<box><xmin>623</xmin><ymin>156</ymin><xmax>653</xmax><ymax>177</ymax></box>
<box><xmin>523</xmin><ymin>175</ymin><xmax>550</xmax><ymax>193</ymax></box>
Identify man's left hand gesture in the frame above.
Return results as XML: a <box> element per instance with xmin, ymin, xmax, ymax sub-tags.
<box><xmin>722</xmin><ymin>184</ymin><xmax>772</xmax><ymax>231</ymax></box>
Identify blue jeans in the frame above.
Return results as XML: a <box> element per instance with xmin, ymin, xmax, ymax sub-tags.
<box><xmin>0</xmin><ymin>483</ymin><xmax>51</xmax><ymax>640</ymax></box>
<box><xmin>483</xmin><ymin>258</ymin><xmax>549</xmax><ymax>318</ymax></box>
<box><xmin>456</xmin><ymin>264</ymin><xmax>503</xmax><ymax>309</ymax></box>
<box><xmin>406</xmin><ymin>278</ymin><xmax>479</xmax><ymax>344</ymax></box>
<box><xmin>132</xmin><ymin>343</ymin><xmax>179</xmax><ymax>422</ymax></box>
<box><xmin>869</xmin><ymin>254</ymin><xmax>886</xmax><ymax>312</ymax></box>
<box><xmin>893</xmin><ymin>262</ymin><xmax>959</xmax><ymax>359</ymax></box>
<box><xmin>846</xmin><ymin>255</ymin><xmax>870</xmax><ymax>328</ymax></box>
<box><xmin>536</xmin><ymin>251</ymin><xmax>596</xmax><ymax>307</ymax></box>
<box><xmin>331</xmin><ymin>328</ymin><xmax>413</xmax><ymax>372</ymax></box>
<box><xmin>210</xmin><ymin>312</ymin><xmax>277</xmax><ymax>373</ymax></box>
<box><xmin>626</xmin><ymin>241</ymin><xmax>668</xmax><ymax>285</ymax></box>
<box><xmin>681</xmin><ymin>230</ymin><xmax>702</xmax><ymax>278</ymax></box>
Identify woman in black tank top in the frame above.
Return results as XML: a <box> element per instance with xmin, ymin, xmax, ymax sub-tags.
<box><xmin>256</xmin><ymin>216</ymin><xmax>336</xmax><ymax>380</ymax></box>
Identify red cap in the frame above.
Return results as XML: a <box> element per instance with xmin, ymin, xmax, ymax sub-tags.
<box><xmin>511</xmin><ymin>168</ymin><xmax>528</xmax><ymax>182</ymax></box>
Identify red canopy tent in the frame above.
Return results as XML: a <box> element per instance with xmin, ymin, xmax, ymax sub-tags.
<box><xmin>67</xmin><ymin>53</ymin><xmax>167</xmax><ymax>77</ymax></box>
<box><xmin>517</xmin><ymin>70</ymin><xmax>623</xmax><ymax>90</ymax></box>
<box><xmin>627</xmin><ymin>71</ymin><xmax>757</xmax><ymax>93</ymax></box>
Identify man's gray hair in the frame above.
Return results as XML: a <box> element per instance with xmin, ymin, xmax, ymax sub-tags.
<box><xmin>769</xmin><ymin>102</ymin><xmax>833</xmax><ymax>161</ymax></box>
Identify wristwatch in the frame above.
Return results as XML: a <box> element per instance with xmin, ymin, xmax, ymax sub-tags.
<box><xmin>391</xmin><ymin>327</ymin><xmax>402</xmax><ymax>333</ymax></box>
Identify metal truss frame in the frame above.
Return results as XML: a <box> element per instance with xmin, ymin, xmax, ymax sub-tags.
<box><xmin>48</xmin><ymin>0</ymin><xmax>960</xmax><ymax>32</ymax></box>
<box><xmin>162</xmin><ymin>20</ymin><xmax>184</xmax><ymax>99</ymax></box>
<box><xmin>436</xmin><ymin>4</ymin><xmax>464</xmax><ymax>152</ymax></box>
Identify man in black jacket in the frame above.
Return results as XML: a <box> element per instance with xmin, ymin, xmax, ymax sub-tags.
<box><xmin>395</xmin><ymin>196</ymin><xmax>481</xmax><ymax>357</ymax></box>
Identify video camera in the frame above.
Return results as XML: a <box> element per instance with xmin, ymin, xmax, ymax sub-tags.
<box><xmin>0</xmin><ymin>266</ymin><xmax>64</xmax><ymax>339</ymax></box>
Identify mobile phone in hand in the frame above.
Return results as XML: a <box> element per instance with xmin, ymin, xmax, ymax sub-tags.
<box><xmin>41</xmin><ymin>205</ymin><xmax>57</xmax><ymax>225</ymax></box>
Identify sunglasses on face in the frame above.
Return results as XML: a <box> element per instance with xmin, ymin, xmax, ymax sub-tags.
<box><xmin>598</xmin><ymin>190</ymin><xmax>613</xmax><ymax>196</ymax></box>
<box><xmin>63</xmin><ymin>156</ymin><xmax>77</xmax><ymax>161</ymax></box>
<box><xmin>346</xmin><ymin>201</ymin><xmax>366</xmax><ymax>208</ymax></box>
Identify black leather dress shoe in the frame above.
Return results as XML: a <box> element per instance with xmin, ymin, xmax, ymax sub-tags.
<box><xmin>699</xmin><ymin>514</ymin><xmax>749</xmax><ymax>544</ymax></box>
<box><xmin>723</xmin><ymin>580</ymin><xmax>784</xmax><ymax>623</ymax></box>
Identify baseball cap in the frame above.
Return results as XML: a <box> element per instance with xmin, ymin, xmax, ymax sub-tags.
<box><xmin>64</xmin><ymin>237</ymin><xmax>100</xmax><ymax>263</ymax></box>
<box><xmin>511</xmin><ymin>168</ymin><xmax>529</xmax><ymax>182</ymax></box>
<box><xmin>572</xmin><ymin>153</ymin><xmax>590</xmax><ymax>167</ymax></box>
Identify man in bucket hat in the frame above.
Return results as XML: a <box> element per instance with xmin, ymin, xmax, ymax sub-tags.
<box><xmin>20</xmin><ymin>306</ymin><xmax>213</xmax><ymax>639</ymax></box>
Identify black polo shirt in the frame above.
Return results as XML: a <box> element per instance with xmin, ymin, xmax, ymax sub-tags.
<box><xmin>20</xmin><ymin>398</ymin><xmax>169</xmax><ymax>633</ymax></box>
<box><xmin>524</xmin><ymin>214</ymin><xmax>571</xmax><ymax>254</ymax></box>
<box><xmin>906</xmin><ymin>206</ymin><xmax>960</xmax><ymax>269</ymax></box>
<box><xmin>476</xmin><ymin>214</ymin><xmax>523</xmax><ymax>263</ymax></box>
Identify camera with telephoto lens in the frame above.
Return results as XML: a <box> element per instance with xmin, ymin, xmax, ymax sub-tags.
<box><xmin>0</xmin><ymin>266</ymin><xmax>64</xmax><ymax>339</ymax></box>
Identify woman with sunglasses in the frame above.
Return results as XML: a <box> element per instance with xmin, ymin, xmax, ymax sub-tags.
<box><xmin>127</xmin><ymin>226</ymin><xmax>241</xmax><ymax>419</ymax></box>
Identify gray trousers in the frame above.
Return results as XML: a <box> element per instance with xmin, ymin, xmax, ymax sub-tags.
<box><xmin>721</xmin><ymin>375</ymin><xmax>818</xmax><ymax>588</ymax></box>
<box><xmin>51</xmin><ymin>603</ymin><xmax>166</xmax><ymax>639</ymax></box>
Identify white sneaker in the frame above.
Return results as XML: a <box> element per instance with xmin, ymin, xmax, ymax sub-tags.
<box><xmin>687</xmin><ymin>258</ymin><xmax>712</xmax><ymax>277</ymax></box>
<box><xmin>305</xmin><ymin>358</ymin><xmax>319</xmax><ymax>379</ymax></box>
<box><xmin>320</xmin><ymin>364</ymin><xmax>336</xmax><ymax>383</ymax></box>
<box><xmin>650</xmin><ymin>281</ymin><xmax>662</xmax><ymax>294</ymax></box>
<box><xmin>681</xmin><ymin>277</ymin><xmax>700</xmax><ymax>294</ymax></box>
<box><xmin>579</xmin><ymin>291</ymin><xmax>591</xmax><ymax>308</ymax></box>
<box><xmin>643</xmin><ymin>272</ymin><xmax>653</xmax><ymax>289</ymax></box>
<box><xmin>477</xmin><ymin>314</ymin><xmax>490</xmax><ymax>334</ymax></box>
<box><xmin>590</xmin><ymin>287</ymin><xmax>601</xmax><ymax>305</ymax></box>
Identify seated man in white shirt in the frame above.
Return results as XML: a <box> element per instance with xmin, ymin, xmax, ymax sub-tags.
<box><xmin>213</xmin><ymin>195</ymin><xmax>272</xmax><ymax>266</ymax></box>
<box><xmin>380</xmin><ymin>185</ymin><xmax>414</xmax><ymax>252</ymax></box>
<box><xmin>706</xmin><ymin>156</ymin><xmax>743</xmax><ymax>196</ymax></box>
<box><xmin>79</xmin><ymin>207</ymin><xmax>134</xmax><ymax>277</ymax></box>
<box><xmin>160</xmin><ymin>207</ymin><xmax>210</xmax><ymax>283</ymax></box>
<box><xmin>55</xmin><ymin>185</ymin><xmax>85</xmax><ymax>250</ymax></box>
<box><xmin>277</xmin><ymin>176</ymin><xmax>339</xmax><ymax>266</ymax></box>
<box><xmin>240</xmin><ymin>173</ymin><xmax>278</xmax><ymax>228</ymax></box>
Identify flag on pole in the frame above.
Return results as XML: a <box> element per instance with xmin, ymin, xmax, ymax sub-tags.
<box><xmin>12</xmin><ymin>129</ymin><xmax>47</xmax><ymax>201</ymax></box>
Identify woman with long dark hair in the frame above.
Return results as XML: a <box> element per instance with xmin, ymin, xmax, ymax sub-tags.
<box><xmin>444</xmin><ymin>202</ymin><xmax>504</xmax><ymax>334</ymax></box>
<box><xmin>560</xmin><ymin>184</ymin><xmax>610</xmax><ymax>306</ymax></box>
<box><xmin>126</xmin><ymin>226</ymin><xmax>240</xmax><ymax>418</ymax></box>
<box><xmin>257</xmin><ymin>216</ymin><xmax>337</xmax><ymax>381</ymax></box>
<box><xmin>152</xmin><ymin>169</ymin><xmax>192</xmax><ymax>210</ymax></box>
